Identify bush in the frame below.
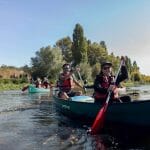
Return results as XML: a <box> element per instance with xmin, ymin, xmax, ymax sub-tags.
<box><xmin>19</xmin><ymin>77</ymin><xmax>28</xmax><ymax>83</ymax></box>
<box><xmin>0</xmin><ymin>79</ymin><xmax>11</xmax><ymax>84</ymax></box>
<box><xmin>11</xmin><ymin>79</ymin><xmax>19</xmax><ymax>84</ymax></box>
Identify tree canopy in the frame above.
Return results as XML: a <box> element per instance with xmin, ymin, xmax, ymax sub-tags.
<box><xmin>72</xmin><ymin>24</ymin><xmax>88</xmax><ymax>65</ymax></box>
<box><xmin>30</xmin><ymin>46</ymin><xmax>64</xmax><ymax>80</ymax></box>
<box><xmin>22</xmin><ymin>23</ymin><xmax>150</xmax><ymax>83</ymax></box>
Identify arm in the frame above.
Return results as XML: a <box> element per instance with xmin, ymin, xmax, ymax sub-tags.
<box><xmin>116</xmin><ymin>65</ymin><xmax>128</xmax><ymax>86</ymax></box>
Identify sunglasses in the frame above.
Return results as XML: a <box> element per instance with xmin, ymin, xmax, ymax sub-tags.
<box><xmin>103</xmin><ymin>66</ymin><xmax>111</xmax><ymax>70</ymax></box>
<box><xmin>63</xmin><ymin>66</ymin><xmax>70</xmax><ymax>70</ymax></box>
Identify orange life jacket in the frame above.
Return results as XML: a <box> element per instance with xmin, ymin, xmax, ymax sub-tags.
<box><xmin>59</xmin><ymin>73</ymin><xmax>74</xmax><ymax>92</ymax></box>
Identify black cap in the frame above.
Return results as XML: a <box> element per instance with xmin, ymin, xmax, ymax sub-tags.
<box><xmin>101</xmin><ymin>62</ymin><xmax>112</xmax><ymax>67</ymax></box>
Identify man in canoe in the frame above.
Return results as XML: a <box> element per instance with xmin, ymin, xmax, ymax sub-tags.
<box><xmin>57</xmin><ymin>63</ymin><xmax>83</xmax><ymax>100</ymax></box>
<box><xmin>93</xmin><ymin>56</ymin><xmax>131</xmax><ymax>103</ymax></box>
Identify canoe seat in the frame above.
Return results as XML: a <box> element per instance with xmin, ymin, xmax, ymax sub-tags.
<box><xmin>70</xmin><ymin>96</ymin><xmax>94</xmax><ymax>103</ymax></box>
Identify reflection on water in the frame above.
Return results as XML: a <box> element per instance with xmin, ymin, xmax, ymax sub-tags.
<box><xmin>0</xmin><ymin>86</ymin><xmax>150</xmax><ymax>150</ymax></box>
<box><xmin>127</xmin><ymin>85</ymin><xmax>150</xmax><ymax>100</ymax></box>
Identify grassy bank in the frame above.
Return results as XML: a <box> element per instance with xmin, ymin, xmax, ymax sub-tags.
<box><xmin>0</xmin><ymin>83</ymin><xmax>27</xmax><ymax>91</ymax></box>
<box><xmin>0</xmin><ymin>78</ymin><xmax>28</xmax><ymax>91</ymax></box>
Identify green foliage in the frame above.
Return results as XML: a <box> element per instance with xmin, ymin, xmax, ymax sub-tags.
<box><xmin>131</xmin><ymin>72</ymin><xmax>141</xmax><ymax>82</ymax></box>
<box><xmin>141</xmin><ymin>75</ymin><xmax>150</xmax><ymax>83</ymax></box>
<box><xmin>0</xmin><ymin>78</ymin><xmax>28</xmax><ymax>86</ymax></box>
<box><xmin>107</xmin><ymin>54</ymin><xmax>120</xmax><ymax>74</ymax></box>
<box><xmin>22</xmin><ymin>65</ymin><xmax>32</xmax><ymax>75</ymax></box>
<box><xmin>125</xmin><ymin>56</ymin><xmax>132</xmax><ymax>74</ymax></box>
<box><xmin>132</xmin><ymin>61</ymin><xmax>139</xmax><ymax>72</ymax></box>
<box><xmin>27</xmin><ymin>23</ymin><xmax>148</xmax><ymax>84</ymax></box>
<box><xmin>72</xmin><ymin>24</ymin><xmax>87</xmax><ymax>65</ymax></box>
<box><xmin>87</xmin><ymin>42</ymin><xmax>108</xmax><ymax>66</ymax></box>
<box><xmin>31</xmin><ymin>46</ymin><xmax>64</xmax><ymax>80</ymax></box>
<box><xmin>100</xmin><ymin>41</ymin><xmax>108</xmax><ymax>54</ymax></box>
<box><xmin>0</xmin><ymin>83</ymin><xmax>24</xmax><ymax>91</ymax></box>
<box><xmin>91</xmin><ymin>63</ymin><xmax>101</xmax><ymax>79</ymax></box>
<box><xmin>11</xmin><ymin>78</ymin><xmax>20</xmax><ymax>84</ymax></box>
<box><xmin>56</xmin><ymin>37</ymin><xmax>72</xmax><ymax>62</ymax></box>
<box><xmin>0</xmin><ymin>65</ymin><xmax>17</xmax><ymax>69</ymax></box>
<box><xmin>76</xmin><ymin>63</ymin><xmax>92</xmax><ymax>81</ymax></box>
<box><xmin>0</xmin><ymin>79</ymin><xmax>11</xmax><ymax>84</ymax></box>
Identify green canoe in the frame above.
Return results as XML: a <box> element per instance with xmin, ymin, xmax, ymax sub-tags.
<box><xmin>53</xmin><ymin>95</ymin><xmax>150</xmax><ymax>128</ymax></box>
<box><xmin>28</xmin><ymin>84</ymin><xmax>50</xmax><ymax>93</ymax></box>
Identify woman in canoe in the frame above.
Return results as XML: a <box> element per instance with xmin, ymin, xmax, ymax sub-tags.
<box><xmin>57</xmin><ymin>63</ymin><xmax>83</xmax><ymax>100</ymax></box>
<box><xmin>93</xmin><ymin>56</ymin><xmax>131</xmax><ymax>104</ymax></box>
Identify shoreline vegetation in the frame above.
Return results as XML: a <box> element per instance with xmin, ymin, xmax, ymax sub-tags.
<box><xmin>0</xmin><ymin>80</ymin><xmax>149</xmax><ymax>92</ymax></box>
<box><xmin>0</xmin><ymin>83</ymin><xmax>25</xmax><ymax>91</ymax></box>
<box><xmin>0</xmin><ymin>78</ymin><xmax>28</xmax><ymax>92</ymax></box>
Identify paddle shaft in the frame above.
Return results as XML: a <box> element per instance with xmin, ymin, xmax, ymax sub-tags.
<box><xmin>91</xmin><ymin>59</ymin><xmax>124</xmax><ymax>134</ymax></box>
<box><xmin>76</xmin><ymin>69</ymin><xmax>87</xmax><ymax>93</ymax></box>
<box><xmin>69</xmin><ymin>64</ymin><xmax>86</xmax><ymax>93</ymax></box>
<box><xmin>105</xmin><ymin>60</ymin><xmax>123</xmax><ymax>104</ymax></box>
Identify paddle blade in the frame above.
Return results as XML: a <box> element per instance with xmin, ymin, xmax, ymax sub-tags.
<box><xmin>22</xmin><ymin>85</ymin><xmax>29</xmax><ymax>92</ymax></box>
<box><xmin>91</xmin><ymin>103</ymin><xmax>109</xmax><ymax>134</ymax></box>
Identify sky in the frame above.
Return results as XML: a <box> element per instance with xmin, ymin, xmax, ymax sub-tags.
<box><xmin>0</xmin><ymin>0</ymin><xmax>150</xmax><ymax>75</ymax></box>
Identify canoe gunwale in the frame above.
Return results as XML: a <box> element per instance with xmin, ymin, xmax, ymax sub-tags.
<box><xmin>28</xmin><ymin>84</ymin><xmax>50</xmax><ymax>93</ymax></box>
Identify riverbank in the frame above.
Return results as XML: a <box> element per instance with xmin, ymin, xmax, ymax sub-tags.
<box><xmin>0</xmin><ymin>83</ymin><xmax>26</xmax><ymax>91</ymax></box>
<box><xmin>0</xmin><ymin>81</ymin><xmax>149</xmax><ymax>92</ymax></box>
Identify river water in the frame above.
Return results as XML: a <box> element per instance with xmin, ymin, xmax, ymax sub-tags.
<box><xmin>0</xmin><ymin>85</ymin><xmax>150</xmax><ymax>150</ymax></box>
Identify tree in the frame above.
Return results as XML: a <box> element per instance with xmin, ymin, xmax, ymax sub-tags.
<box><xmin>56</xmin><ymin>36</ymin><xmax>72</xmax><ymax>62</ymax></box>
<box><xmin>125</xmin><ymin>56</ymin><xmax>132</xmax><ymax>78</ymax></box>
<box><xmin>22</xmin><ymin>65</ymin><xmax>31</xmax><ymax>75</ymax></box>
<box><xmin>131</xmin><ymin>72</ymin><xmax>141</xmax><ymax>82</ymax></box>
<box><xmin>87</xmin><ymin>42</ymin><xmax>107</xmax><ymax>66</ymax></box>
<box><xmin>100</xmin><ymin>41</ymin><xmax>108</xmax><ymax>55</ymax></box>
<box><xmin>130</xmin><ymin>61</ymin><xmax>141</xmax><ymax>82</ymax></box>
<box><xmin>31</xmin><ymin>46</ymin><xmax>64</xmax><ymax>80</ymax></box>
<box><xmin>72</xmin><ymin>23</ymin><xmax>87</xmax><ymax>65</ymax></box>
<box><xmin>91</xmin><ymin>63</ymin><xmax>101</xmax><ymax>79</ymax></box>
<box><xmin>75</xmin><ymin>62</ymin><xmax>92</xmax><ymax>82</ymax></box>
<box><xmin>132</xmin><ymin>61</ymin><xmax>139</xmax><ymax>72</ymax></box>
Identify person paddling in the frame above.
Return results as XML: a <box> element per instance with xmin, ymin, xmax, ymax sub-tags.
<box><xmin>57</xmin><ymin>63</ymin><xmax>83</xmax><ymax>100</ymax></box>
<box><xmin>93</xmin><ymin>56</ymin><xmax>131</xmax><ymax>104</ymax></box>
<box><xmin>22</xmin><ymin>77</ymin><xmax>34</xmax><ymax>92</ymax></box>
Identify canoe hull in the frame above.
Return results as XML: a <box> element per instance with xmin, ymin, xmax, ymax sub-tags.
<box><xmin>53</xmin><ymin>95</ymin><xmax>150</xmax><ymax>127</ymax></box>
<box><xmin>28</xmin><ymin>85</ymin><xmax>50</xmax><ymax>93</ymax></box>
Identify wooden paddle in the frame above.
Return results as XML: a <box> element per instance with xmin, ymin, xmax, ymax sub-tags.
<box><xmin>90</xmin><ymin>59</ymin><xmax>124</xmax><ymax>134</ymax></box>
<box><xmin>75</xmin><ymin>67</ymin><xmax>87</xmax><ymax>93</ymax></box>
